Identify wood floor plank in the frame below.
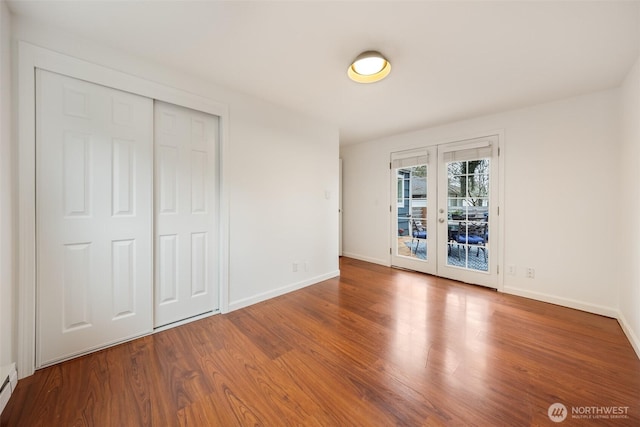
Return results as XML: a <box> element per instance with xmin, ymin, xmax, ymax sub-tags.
<box><xmin>226</xmin><ymin>310</ymin><xmax>294</xmax><ymax>360</ymax></box>
<box><xmin>2</xmin><ymin>257</ymin><xmax>639</xmax><ymax>426</ymax></box>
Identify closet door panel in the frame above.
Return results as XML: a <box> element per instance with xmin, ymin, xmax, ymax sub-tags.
<box><xmin>36</xmin><ymin>70</ymin><xmax>153</xmax><ymax>367</ymax></box>
<box><xmin>154</xmin><ymin>101</ymin><xmax>219</xmax><ymax>327</ymax></box>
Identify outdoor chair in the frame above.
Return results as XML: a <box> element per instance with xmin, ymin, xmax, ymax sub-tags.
<box><xmin>450</xmin><ymin>221</ymin><xmax>487</xmax><ymax>261</ymax></box>
<box><xmin>410</xmin><ymin>218</ymin><xmax>427</xmax><ymax>254</ymax></box>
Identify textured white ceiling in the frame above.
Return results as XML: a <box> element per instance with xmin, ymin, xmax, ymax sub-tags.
<box><xmin>8</xmin><ymin>0</ymin><xmax>640</xmax><ymax>144</ymax></box>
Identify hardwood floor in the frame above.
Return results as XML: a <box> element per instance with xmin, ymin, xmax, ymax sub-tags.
<box><xmin>3</xmin><ymin>257</ymin><xmax>639</xmax><ymax>426</ymax></box>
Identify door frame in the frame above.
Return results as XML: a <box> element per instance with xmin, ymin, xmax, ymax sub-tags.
<box><xmin>17</xmin><ymin>42</ymin><xmax>230</xmax><ymax>378</ymax></box>
<box><xmin>389</xmin><ymin>132</ymin><xmax>505</xmax><ymax>290</ymax></box>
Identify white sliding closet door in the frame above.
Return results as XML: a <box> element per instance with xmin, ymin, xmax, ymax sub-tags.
<box><xmin>36</xmin><ymin>70</ymin><xmax>153</xmax><ymax>367</ymax></box>
<box><xmin>154</xmin><ymin>101</ymin><xmax>219</xmax><ymax>328</ymax></box>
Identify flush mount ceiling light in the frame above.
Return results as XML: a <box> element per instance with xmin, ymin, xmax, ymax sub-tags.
<box><xmin>347</xmin><ymin>50</ymin><xmax>391</xmax><ymax>83</ymax></box>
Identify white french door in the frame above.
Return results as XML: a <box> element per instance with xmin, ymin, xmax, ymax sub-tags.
<box><xmin>390</xmin><ymin>148</ymin><xmax>437</xmax><ymax>274</ymax></box>
<box><xmin>391</xmin><ymin>136</ymin><xmax>499</xmax><ymax>288</ymax></box>
<box><xmin>436</xmin><ymin>137</ymin><xmax>498</xmax><ymax>288</ymax></box>
<box><xmin>36</xmin><ymin>69</ymin><xmax>154</xmax><ymax>367</ymax></box>
<box><xmin>154</xmin><ymin>101</ymin><xmax>219</xmax><ymax>327</ymax></box>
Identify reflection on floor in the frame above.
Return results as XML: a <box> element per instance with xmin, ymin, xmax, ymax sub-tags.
<box><xmin>399</xmin><ymin>237</ymin><xmax>488</xmax><ymax>271</ymax></box>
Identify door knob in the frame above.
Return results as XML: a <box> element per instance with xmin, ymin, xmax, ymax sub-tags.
<box><xmin>438</xmin><ymin>218</ymin><xmax>445</xmax><ymax>223</ymax></box>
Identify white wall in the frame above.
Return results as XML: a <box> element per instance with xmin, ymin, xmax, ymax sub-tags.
<box><xmin>8</xmin><ymin>16</ymin><xmax>339</xmax><ymax>371</ymax></box>
<box><xmin>619</xmin><ymin>55</ymin><xmax>640</xmax><ymax>356</ymax></box>
<box><xmin>227</xmin><ymin>99</ymin><xmax>339</xmax><ymax>309</ymax></box>
<box><xmin>0</xmin><ymin>0</ymin><xmax>14</xmax><ymax>370</ymax></box>
<box><xmin>341</xmin><ymin>89</ymin><xmax>620</xmax><ymax>316</ymax></box>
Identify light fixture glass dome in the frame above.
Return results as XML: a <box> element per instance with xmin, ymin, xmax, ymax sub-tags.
<box><xmin>353</xmin><ymin>56</ymin><xmax>386</xmax><ymax>75</ymax></box>
<box><xmin>348</xmin><ymin>51</ymin><xmax>391</xmax><ymax>83</ymax></box>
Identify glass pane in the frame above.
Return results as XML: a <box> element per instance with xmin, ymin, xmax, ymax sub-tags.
<box><xmin>449</xmin><ymin>165</ymin><xmax>459</xmax><ymax>194</ymax></box>
<box><xmin>446</xmin><ymin>158</ymin><xmax>490</xmax><ymax>272</ymax></box>
<box><xmin>448</xmin><ymin>177</ymin><xmax>462</xmax><ymax>198</ymax></box>
<box><xmin>396</xmin><ymin>164</ymin><xmax>428</xmax><ymax>261</ymax></box>
<box><xmin>448</xmin><ymin>210</ymin><xmax>461</xmax><ymax>222</ymax></box>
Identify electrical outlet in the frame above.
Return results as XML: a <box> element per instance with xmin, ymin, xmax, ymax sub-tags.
<box><xmin>292</xmin><ymin>262</ymin><xmax>298</xmax><ymax>272</ymax></box>
<box><xmin>507</xmin><ymin>265</ymin><xmax>516</xmax><ymax>276</ymax></box>
<box><xmin>526</xmin><ymin>267</ymin><xmax>535</xmax><ymax>279</ymax></box>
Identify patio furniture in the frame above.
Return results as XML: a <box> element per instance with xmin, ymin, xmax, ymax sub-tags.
<box><xmin>450</xmin><ymin>221</ymin><xmax>487</xmax><ymax>261</ymax></box>
<box><xmin>410</xmin><ymin>219</ymin><xmax>427</xmax><ymax>254</ymax></box>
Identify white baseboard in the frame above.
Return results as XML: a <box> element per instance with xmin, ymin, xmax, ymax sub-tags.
<box><xmin>341</xmin><ymin>252</ymin><xmax>390</xmax><ymax>267</ymax></box>
<box><xmin>227</xmin><ymin>270</ymin><xmax>340</xmax><ymax>312</ymax></box>
<box><xmin>617</xmin><ymin>310</ymin><xmax>640</xmax><ymax>360</ymax></box>
<box><xmin>502</xmin><ymin>286</ymin><xmax>618</xmax><ymax>318</ymax></box>
<box><xmin>0</xmin><ymin>363</ymin><xmax>18</xmax><ymax>416</ymax></box>
<box><xmin>502</xmin><ymin>287</ymin><xmax>640</xmax><ymax>360</ymax></box>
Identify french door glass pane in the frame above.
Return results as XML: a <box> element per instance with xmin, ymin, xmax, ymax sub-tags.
<box><xmin>396</xmin><ymin>165</ymin><xmax>427</xmax><ymax>260</ymax></box>
<box><xmin>446</xmin><ymin>159</ymin><xmax>489</xmax><ymax>271</ymax></box>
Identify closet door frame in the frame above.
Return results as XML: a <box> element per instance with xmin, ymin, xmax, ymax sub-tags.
<box><xmin>17</xmin><ymin>42</ymin><xmax>230</xmax><ymax>378</ymax></box>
